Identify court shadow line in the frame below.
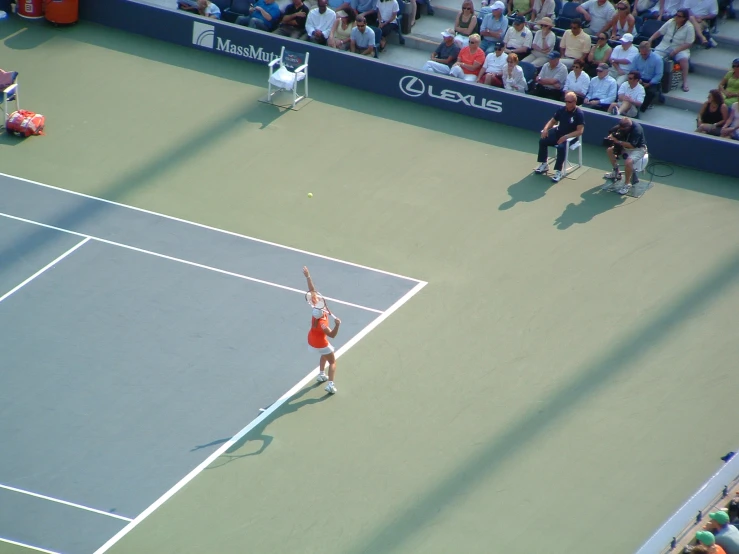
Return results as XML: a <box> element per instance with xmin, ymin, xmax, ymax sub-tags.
<box><xmin>498</xmin><ymin>173</ymin><xmax>554</xmax><ymax>211</ymax></box>
<box><xmin>203</xmin><ymin>382</ymin><xmax>330</xmax><ymax>470</ymax></box>
<box><xmin>553</xmin><ymin>185</ymin><xmax>626</xmax><ymax>229</ymax></box>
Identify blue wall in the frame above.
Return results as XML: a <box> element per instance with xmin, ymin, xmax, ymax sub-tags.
<box><xmin>79</xmin><ymin>0</ymin><xmax>739</xmax><ymax>178</ymax></box>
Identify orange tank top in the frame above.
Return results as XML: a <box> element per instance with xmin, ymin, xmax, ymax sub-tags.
<box><xmin>308</xmin><ymin>315</ymin><xmax>330</xmax><ymax>348</ymax></box>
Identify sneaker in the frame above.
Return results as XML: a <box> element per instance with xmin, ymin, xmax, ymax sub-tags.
<box><xmin>325</xmin><ymin>382</ymin><xmax>337</xmax><ymax>394</ymax></box>
<box><xmin>603</xmin><ymin>169</ymin><xmax>621</xmax><ymax>180</ymax></box>
<box><xmin>534</xmin><ymin>162</ymin><xmax>549</xmax><ymax>174</ymax></box>
<box><xmin>610</xmin><ymin>106</ymin><xmax>619</xmax><ymax>115</ymax></box>
<box><xmin>316</xmin><ymin>372</ymin><xmax>328</xmax><ymax>383</ymax></box>
<box><xmin>551</xmin><ymin>170</ymin><xmax>563</xmax><ymax>183</ymax></box>
<box><xmin>616</xmin><ymin>183</ymin><xmax>631</xmax><ymax>195</ymax></box>
<box><xmin>601</xmin><ymin>180</ymin><xmax>618</xmax><ymax>192</ymax></box>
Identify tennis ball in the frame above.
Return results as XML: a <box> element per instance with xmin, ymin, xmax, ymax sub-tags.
<box><xmin>308</xmin><ymin>192</ymin><xmax>313</xmax><ymax>198</ymax></box>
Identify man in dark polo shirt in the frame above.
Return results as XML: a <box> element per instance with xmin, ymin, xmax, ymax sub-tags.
<box><xmin>534</xmin><ymin>91</ymin><xmax>585</xmax><ymax>183</ymax></box>
<box><xmin>275</xmin><ymin>0</ymin><xmax>311</xmax><ymax>39</ymax></box>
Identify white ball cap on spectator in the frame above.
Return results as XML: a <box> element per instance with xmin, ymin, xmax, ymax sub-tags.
<box><xmin>620</xmin><ymin>33</ymin><xmax>634</xmax><ymax>43</ymax></box>
<box><xmin>492</xmin><ymin>1</ymin><xmax>505</xmax><ymax>11</ymax></box>
<box><xmin>441</xmin><ymin>28</ymin><xmax>455</xmax><ymax>38</ymax></box>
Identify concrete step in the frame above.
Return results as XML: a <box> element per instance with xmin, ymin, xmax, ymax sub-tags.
<box><xmin>690</xmin><ymin>46</ymin><xmax>738</xmax><ymax>80</ymax></box>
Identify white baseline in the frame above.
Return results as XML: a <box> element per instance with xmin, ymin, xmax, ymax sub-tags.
<box><xmin>0</xmin><ymin>536</ymin><xmax>62</xmax><ymax>554</ymax></box>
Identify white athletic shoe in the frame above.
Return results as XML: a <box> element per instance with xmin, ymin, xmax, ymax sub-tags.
<box><xmin>534</xmin><ymin>162</ymin><xmax>549</xmax><ymax>174</ymax></box>
<box><xmin>325</xmin><ymin>382</ymin><xmax>337</xmax><ymax>394</ymax></box>
<box><xmin>551</xmin><ymin>170</ymin><xmax>563</xmax><ymax>183</ymax></box>
<box><xmin>316</xmin><ymin>372</ymin><xmax>328</xmax><ymax>383</ymax></box>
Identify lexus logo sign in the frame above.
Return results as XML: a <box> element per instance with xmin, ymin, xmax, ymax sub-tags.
<box><xmin>399</xmin><ymin>76</ymin><xmax>425</xmax><ymax>98</ymax></box>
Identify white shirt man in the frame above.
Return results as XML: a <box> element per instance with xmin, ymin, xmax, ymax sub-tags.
<box><xmin>609</xmin><ymin>33</ymin><xmax>639</xmax><ymax>84</ymax></box>
<box><xmin>564</xmin><ymin>64</ymin><xmax>591</xmax><ymax>98</ymax></box>
<box><xmin>504</xmin><ymin>16</ymin><xmax>534</xmax><ymax>56</ymax></box>
<box><xmin>577</xmin><ymin>0</ymin><xmax>617</xmax><ymax>34</ymax></box>
<box><xmin>306</xmin><ymin>0</ymin><xmax>337</xmax><ymax>44</ymax></box>
<box><xmin>609</xmin><ymin>71</ymin><xmax>645</xmax><ymax>117</ymax></box>
<box><xmin>481</xmin><ymin>44</ymin><xmax>509</xmax><ymax>77</ymax></box>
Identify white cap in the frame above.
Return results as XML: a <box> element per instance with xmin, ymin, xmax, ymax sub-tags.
<box><xmin>312</xmin><ymin>307</ymin><xmax>324</xmax><ymax>319</ymax></box>
<box><xmin>492</xmin><ymin>1</ymin><xmax>505</xmax><ymax>10</ymax></box>
<box><xmin>620</xmin><ymin>33</ymin><xmax>634</xmax><ymax>43</ymax></box>
<box><xmin>441</xmin><ymin>29</ymin><xmax>454</xmax><ymax>38</ymax></box>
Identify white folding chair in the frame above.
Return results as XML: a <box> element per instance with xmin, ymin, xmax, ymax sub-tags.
<box><xmin>562</xmin><ymin>135</ymin><xmax>582</xmax><ymax>176</ymax></box>
<box><xmin>1</xmin><ymin>71</ymin><xmax>19</xmax><ymax>128</ymax></box>
<box><xmin>266</xmin><ymin>46</ymin><xmax>309</xmax><ymax>109</ymax></box>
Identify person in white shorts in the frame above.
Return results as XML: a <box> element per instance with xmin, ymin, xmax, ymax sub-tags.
<box><xmin>647</xmin><ymin>9</ymin><xmax>695</xmax><ymax>91</ymax></box>
<box><xmin>303</xmin><ymin>267</ymin><xmax>342</xmax><ymax>394</ymax></box>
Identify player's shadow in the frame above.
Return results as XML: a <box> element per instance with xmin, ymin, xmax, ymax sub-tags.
<box><xmin>499</xmin><ymin>173</ymin><xmax>551</xmax><ymax>211</ymax></box>
<box><xmin>553</xmin><ymin>186</ymin><xmax>626</xmax><ymax>230</ymax></box>
<box><xmin>204</xmin><ymin>383</ymin><xmax>331</xmax><ymax>469</ymax></box>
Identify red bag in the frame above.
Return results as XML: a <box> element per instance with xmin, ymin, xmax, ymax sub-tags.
<box><xmin>6</xmin><ymin>110</ymin><xmax>45</xmax><ymax>137</ymax></box>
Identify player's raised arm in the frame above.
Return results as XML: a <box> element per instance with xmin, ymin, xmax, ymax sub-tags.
<box><xmin>303</xmin><ymin>266</ymin><xmax>316</xmax><ymax>294</ymax></box>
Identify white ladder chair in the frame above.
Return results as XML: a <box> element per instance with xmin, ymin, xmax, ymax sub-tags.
<box><xmin>562</xmin><ymin>135</ymin><xmax>582</xmax><ymax>176</ymax></box>
<box><xmin>266</xmin><ymin>46</ymin><xmax>309</xmax><ymax>110</ymax></box>
<box><xmin>1</xmin><ymin>71</ymin><xmax>19</xmax><ymax>128</ymax></box>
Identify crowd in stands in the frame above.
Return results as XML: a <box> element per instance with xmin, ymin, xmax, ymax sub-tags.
<box><xmin>684</xmin><ymin>500</ymin><xmax>739</xmax><ymax>554</ymax></box>
<box><xmin>187</xmin><ymin>0</ymin><xmax>739</xmax><ymax>140</ymax></box>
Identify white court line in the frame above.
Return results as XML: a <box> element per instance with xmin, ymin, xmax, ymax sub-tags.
<box><xmin>0</xmin><ymin>237</ymin><xmax>90</xmax><ymax>306</ymax></box>
<box><xmin>0</xmin><ymin>212</ymin><xmax>383</xmax><ymax>314</ymax></box>
<box><xmin>93</xmin><ymin>279</ymin><xmax>427</xmax><ymax>554</ymax></box>
<box><xmin>0</xmin><ymin>172</ymin><xmax>422</xmax><ymax>284</ymax></box>
<box><xmin>0</xmin><ymin>483</ymin><xmax>132</xmax><ymax>522</ymax></box>
<box><xmin>0</xmin><ymin>536</ymin><xmax>62</xmax><ymax>554</ymax></box>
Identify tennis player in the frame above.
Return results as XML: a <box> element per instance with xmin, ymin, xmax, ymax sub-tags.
<box><xmin>303</xmin><ymin>266</ymin><xmax>342</xmax><ymax>394</ymax></box>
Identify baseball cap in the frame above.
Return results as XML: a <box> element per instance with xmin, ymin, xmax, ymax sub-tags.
<box><xmin>513</xmin><ymin>14</ymin><xmax>525</xmax><ymax>23</ymax></box>
<box><xmin>492</xmin><ymin>0</ymin><xmax>505</xmax><ymax>10</ymax></box>
<box><xmin>620</xmin><ymin>33</ymin><xmax>634</xmax><ymax>43</ymax></box>
<box><xmin>494</xmin><ymin>41</ymin><xmax>504</xmax><ymax>49</ymax></box>
<box><xmin>696</xmin><ymin>531</ymin><xmax>716</xmax><ymax>546</ymax></box>
<box><xmin>597</xmin><ymin>63</ymin><xmax>609</xmax><ymax>72</ymax></box>
<box><xmin>732</xmin><ymin>57</ymin><xmax>739</xmax><ymax>66</ymax></box>
<box><xmin>709</xmin><ymin>511</ymin><xmax>730</xmax><ymax>525</ymax></box>
<box><xmin>335</xmin><ymin>9</ymin><xmax>347</xmax><ymax>16</ymax></box>
<box><xmin>548</xmin><ymin>51</ymin><xmax>561</xmax><ymax>59</ymax></box>
<box><xmin>441</xmin><ymin>29</ymin><xmax>454</xmax><ymax>38</ymax></box>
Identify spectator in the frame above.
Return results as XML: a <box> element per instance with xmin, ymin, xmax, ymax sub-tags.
<box><xmin>602</xmin><ymin>1</ymin><xmax>635</xmax><ymax>39</ymax></box>
<box><xmin>560</xmin><ymin>18</ymin><xmax>592</xmax><ymax>69</ymax></box>
<box><xmin>351</xmin><ymin>0</ymin><xmax>378</xmax><ymax>25</ymax></box>
<box><xmin>564</xmin><ymin>59</ymin><xmax>591</xmax><ymax>104</ymax></box>
<box><xmin>534</xmin><ymin>51</ymin><xmax>568</xmax><ymax>99</ymax></box>
<box><xmin>377</xmin><ymin>0</ymin><xmax>400</xmax><ymax>52</ymax></box>
<box><xmin>480</xmin><ymin>1</ymin><xmax>508</xmax><ymax>53</ymax></box>
<box><xmin>633</xmin><ymin>41</ymin><xmax>664</xmax><ymax>111</ymax></box>
<box><xmin>584</xmin><ymin>63</ymin><xmax>618</xmax><ymax>110</ymax></box>
<box><xmin>696</xmin><ymin>530</ymin><xmax>729</xmax><ymax>554</ymax></box>
<box><xmin>648</xmin><ymin>9</ymin><xmax>695</xmax><ymax>92</ymax></box>
<box><xmin>609</xmin><ymin>70</ymin><xmax>645</xmax><ymax>116</ymax></box>
<box><xmin>235</xmin><ymin>0</ymin><xmax>281</xmax><ymax>30</ymax></box>
<box><xmin>522</xmin><ymin>17</ymin><xmax>556</xmax><ymax>67</ymax></box>
<box><xmin>454</xmin><ymin>0</ymin><xmax>478</xmax><ymax>48</ymax></box>
<box><xmin>534</xmin><ymin>91</ymin><xmax>585</xmax><ymax>183</ymax></box>
<box><xmin>423</xmin><ymin>29</ymin><xmax>461</xmax><ymax>74</ymax></box>
<box><xmin>275</xmin><ymin>0</ymin><xmax>311</xmax><ymax>39</ymax></box>
<box><xmin>478</xmin><ymin>41</ymin><xmax>508</xmax><ymax>85</ymax></box>
<box><xmin>722</xmin><ymin>102</ymin><xmax>739</xmax><ymax>140</ymax></box>
<box><xmin>603</xmin><ymin>116</ymin><xmax>647</xmax><ymax>194</ymax></box>
<box><xmin>609</xmin><ymin>33</ymin><xmax>638</xmax><ymax>84</ymax></box>
<box><xmin>197</xmin><ymin>0</ymin><xmax>221</xmax><ymax>18</ymax></box>
<box><xmin>576</xmin><ymin>0</ymin><xmax>617</xmax><ymax>35</ymax></box>
<box><xmin>530</xmin><ymin>0</ymin><xmax>556</xmax><ymax>24</ymax></box>
<box><xmin>584</xmin><ymin>32</ymin><xmax>613</xmax><ymax>76</ymax></box>
<box><xmin>350</xmin><ymin>15</ymin><xmax>376</xmax><ymax>55</ymax></box>
<box><xmin>718</xmin><ymin>59</ymin><xmax>739</xmax><ymax>107</ymax></box>
<box><xmin>306</xmin><ymin>0</ymin><xmax>337</xmax><ymax>44</ymax></box>
<box><xmin>705</xmin><ymin>511</ymin><xmax>739</xmax><ymax>554</ymax></box>
<box><xmin>450</xmin><ymin>34</ymin><xmax>486</xmax><ymax>81</ymax></box>
<box><xmin>503</xmin><ymin>15</ymin><xmax>534</xmax><ymax>57</ymax></box>
<box><xmin>658</xmin><ymin>0</ymin><xmax>682</xmax><ymax>20</ymax></box>
<box><xmin>327</xmin><ymin>8</ymin><xmax>356</xmax><ymax>49</ymax></box>
<box><xmin>632</xmin><ymin>0</ymin><xmax>659</xmax><ymax>17</ymax></box>
<box><xmin>684</xmin><ymin>0</ymin><xmax>718</xmax><ymax>47</ymax></box>
<box><xmin>503</xmin><ymin>53</ymin><xmax>528</xmax><ymax>92</ymax></box>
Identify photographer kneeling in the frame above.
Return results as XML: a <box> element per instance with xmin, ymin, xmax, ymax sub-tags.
<box><xmin>603</xmin><ymin>116</ymin><xmax>647</xmax><ymax>195</ymax></box>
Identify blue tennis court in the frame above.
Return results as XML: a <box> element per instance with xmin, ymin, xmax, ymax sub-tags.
<box><xmin>0</xmin><ymin>173</ymin><xmax>426</xmax><ymax>554</ymax></box>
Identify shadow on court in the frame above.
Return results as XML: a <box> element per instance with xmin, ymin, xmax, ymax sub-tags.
<box><xmin>553</xmin><ymin>186</ymin><xmax>626</xmax><ymax>230</ymax></box>
<box><xmin>498</xmin><ymin>174</ymin><xmax>552</xmax><ymax>211</ymax></box>
<box><xmin>204</xmin><ymin>383</ymin><xmax>331</xmax><ymax>469</ymax></box>
<box><xmin>337</xmin><ymin>248</ymin><xmax>739</xmax><ymax>554</ymax></box>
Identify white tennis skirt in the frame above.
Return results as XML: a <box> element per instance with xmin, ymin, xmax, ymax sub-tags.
<box><xmin>310</xmin><ymin>343</ymin><xmax>335</xmax><ymax>355</ymax></box>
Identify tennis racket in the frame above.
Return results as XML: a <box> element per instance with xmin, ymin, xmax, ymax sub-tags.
<box><xmin>305</xmin><ymin>291</ymin><xmax>338</xmax><ymax>320</ymax></box>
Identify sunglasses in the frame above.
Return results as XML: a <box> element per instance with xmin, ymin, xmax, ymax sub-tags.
<box><xmin>618</xmin><ymin>6</ymin><xmax>628</xmax><ymax>9</ymax></box>
<box><xmin>565</xmin><ymin>99</ymin><xmax>577</xmax><ymax>104</ymax></box>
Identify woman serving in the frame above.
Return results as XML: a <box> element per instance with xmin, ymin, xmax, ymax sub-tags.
<box><xmin>303</xmin><ymin>266</ymin><xmax>342</xmax><ymax>394</ymax></box>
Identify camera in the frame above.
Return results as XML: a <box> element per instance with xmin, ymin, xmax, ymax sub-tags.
<box><xmin>603</xmin><ymin>127</ymin><xmax>627</xmax><ymax>156</ymax></box>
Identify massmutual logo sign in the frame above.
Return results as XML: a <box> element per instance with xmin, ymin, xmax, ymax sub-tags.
<box><xmin>191</xmin><ymin>21</ymin><xmax>278</xmax><ymax>63</ymax></box>
<box><xmin>398</xmin><ymin>76</ymin><xmax>503</xmax><ymax>113</ymax></box>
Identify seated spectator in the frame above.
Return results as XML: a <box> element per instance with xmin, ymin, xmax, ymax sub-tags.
<box><xmin>534</xmin><ymin>51</ymin><xmax>568</xmax><ymax>99</ymax></box>
<box><xmin>479</xmin><ymin>1</ymin><xmax>508</xmax><ymax>53</ymax></box>
<box><xmin>236</xmin><ymin>0</ymin><xmax>281</xmax><ymax>30</ymax></box>
<box><xmin>377</xmin><ymin>0</ymin><xmax>400</xmax><ymax>51</ymax></box>
<box><xmin>696</xmin><ymin>530</ymin><xmax>729</xmax><ymax>554</ymax></box>
<box><xmin>275</xmin><ymin>0</ymin><xmax>311</xmax><ymax>39</ymax></box>
<box><xmin>454</xmin><ymin>0</ymin><xmax>478</xmax><ymax>48</ymax></box>
<box><xmin>721</xmin><ymin>99</ymin><xmax>739</xmax><ymax>140</ymax></box>
<box><xmin>564</xmin><ymin>59</ymin><xmax>591</xmax><ymax>103</ymax></box>
<box><xmin>423</xmin><ymin>29</ymin><xmax>461</xmax><ymax>74</ymax></box>
<box><xmin>576</xmin><ymin>0</ymin><xmax>617</xmax><ymax>35</ymax></box>
<box><xmin>684</xmin><ymin>0</ymin><xmax>718</xmax><ymax>47</ymax></box>
<box><xmin>306</xmin><ymin>0</ymin><xmax>337</xmax><ymax>44</ymax></box>
<box><xmin>522</xmin><ymin>17</ymin><xmax>555</xmax><ymax>67</ymax></box>
<box><xmin>450</xmin><ymin>33</ymin><xmax>486</xmax><ymax>81</ymax></box>
<box><xmin>350</xmin><ymin>15</ymin><xmax>376</xmax><ymax>55</ymax></box>
<box><xmin>504</xmin><ymin>15</ymin><xmax>534</xmax><ymax>57</ymax></box>
<box><xmin>647</xmin><ymin>9</ymin><xmax>695</xmax><ymax>91</ymax></box>
<box><xmin>327</xmin><ymin>8</ymin><xmax>356</xmax><ymax>49</ymax></box>
<box><xmin>603</xmin><ymin>116</ymin><xmax>647</xmax><ymax>193</ymax></box>
<box><xmin>705</xmin><ymin>510</ymin><xmax>739</xmax><ymax>554</ymax></box>
<box><xmin>609</xmin><ymin>33</ymin><xmax>638</xmax><ymax>84</ymax></box>
<box><xmin>351</xmin><ymin>0</ymin><xmax>378</xmax><ymax>26</ymax></box>
<box><xmin>657</xmin><ymin>0</ymin><xmax>681</xmax><ymax>19</ymax></box>
<box><xmin>719</xmin><ymin>59</ymin><xmax>739</xmax><ymax>107</ymax></box>
<box><xmin>197</xmin><ymin>0</ymin><xmax>221</xmax><ymax>18</ymax></box>
<box><xmin>560</xmin><ymin>18</ymin><xmax>592</xmax><ymax>69</ymax></box>
<box><xmin>632</xmin><ymin>0</ymin><xmax>659</xmax><ymax>18</ymax></box>
<box><xmin>633</xmin><ymin>41</ymin><xmax>664</xmax><ymax>111</ymax></box>
<box><xmin>503</xmin><ymin>53</ymin><xmax>528</xmax><ymax>92</ymax></box>
<box><xmin>602</xmin><ymin>1</ymin><xmax>635</xmax><ymax>39</ymax></box>
<box><xmin>584</xmin><ymin>63</ymin><xmax>618</xmax><ymax>110</ymax></box>
<box><xmin>478</xmin><ymin>41</ymin><xmax>508</xmax><ymax>85</ymax></box>
<box><xmin>584</xmin><ymin>32</ymin><xmax>613</xmax><ymax>76</ymax></box>
<box><xmin>609</xmin><ymin>70</ymin><xmax>645</xmax><ymax>116</ymax></box>
<box><xmin>530</xmin><ymin>0</ymin><xmax>556</xmax><ymax>24</ymax></box>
